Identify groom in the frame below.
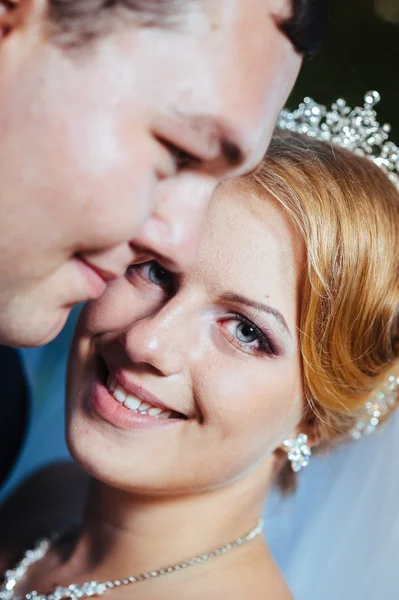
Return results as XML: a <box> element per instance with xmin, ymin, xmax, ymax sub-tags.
<box><xmin>0</xmin><ymin>0</ymin><xmax>326</xmax><ymax>484</ymax></box>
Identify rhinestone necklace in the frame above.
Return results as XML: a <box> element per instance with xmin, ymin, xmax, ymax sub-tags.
<box><xmin>0</xmin><ymin>519</ymin><xmax>264</xmax><ymax>600</ymax></box>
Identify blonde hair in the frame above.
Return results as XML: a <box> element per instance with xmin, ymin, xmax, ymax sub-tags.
<box><xmin>242</xmin><ymin>131</ymin><xmax>399</xmax><ymax>490</ymax></box>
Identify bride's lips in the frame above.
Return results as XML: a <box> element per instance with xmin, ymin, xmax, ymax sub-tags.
<box><xmin>111</xmin><ymin>368</ymin><xmax>178</xmax><ymax>413</ymax></box>
<box><xmin>91</xmin><ymin>382</ymin><xmax>184</xmax><ymax>430</ymax></box>
<box><xmin>90</xmin><ymin>365</ymin><xmax>186</xmax><ymax>431</ymax></box>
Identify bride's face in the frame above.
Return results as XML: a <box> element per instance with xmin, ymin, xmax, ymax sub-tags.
<box><xmin>67</xmin><ymin>182</ymin><xmax>304</xmax><ymax>494</ymax></box>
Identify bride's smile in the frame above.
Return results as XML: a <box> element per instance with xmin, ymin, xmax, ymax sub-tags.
<box><xmin>67</xmin><ymin>183</ymin><xmax>303</xmax><ymax>496</ymax></box>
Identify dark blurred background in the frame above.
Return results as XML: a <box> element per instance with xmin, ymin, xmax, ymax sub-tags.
<box><xmin>290</xmin><ymin>0</ymin><xmax>399</xmax><ymax>142</ymax></box>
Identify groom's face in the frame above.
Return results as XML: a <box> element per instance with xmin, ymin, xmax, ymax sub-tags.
<box><xmin>0</xmin><ymin>0</ymin><xmax>301</xmax><ymax>346</ymax></box>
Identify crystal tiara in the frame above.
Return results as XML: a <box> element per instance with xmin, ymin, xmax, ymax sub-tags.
<box><xmin>277</xmin><ymin>91</ymin><xmax>399</xmax><ymax>190</ymax></box>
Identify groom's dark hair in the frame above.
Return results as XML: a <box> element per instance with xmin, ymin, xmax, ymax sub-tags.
<box><xmin>49</xmin><ymin>0</ymin><xmax>327</xmax><ymax>58</ymax></box>
<box><xmin>280</xmin><ymin>0</ymin><xmax>328</xmax><ymax>58</ymax></box>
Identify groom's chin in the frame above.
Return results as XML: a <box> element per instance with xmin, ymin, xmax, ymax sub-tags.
<box><xmin>0</xmin><ymin>305</ymin><xmax>70</xmax><ymax>348</ymax></box>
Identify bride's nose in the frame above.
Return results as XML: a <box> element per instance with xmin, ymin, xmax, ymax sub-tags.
<box><xmin>119</xmin><ymin>300</ymin><xmax>193</xmax><ymax>377</ymax></box>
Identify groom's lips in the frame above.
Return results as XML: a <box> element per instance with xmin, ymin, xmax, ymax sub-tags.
<box><xmin>73</xmin><ymin>255</ymin><xmax>119</xmax><ymax>299</ymax></box>
<box><xmin>80</xmin><ymin>258</ymin><xmax>120</xmax><ymax>283</ymax></box>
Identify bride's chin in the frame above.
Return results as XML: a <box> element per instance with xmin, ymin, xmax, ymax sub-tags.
<box><xmin>64</xmin><ymin>358</ymin><xmax>179</xmax><ymax>494</ymax></box>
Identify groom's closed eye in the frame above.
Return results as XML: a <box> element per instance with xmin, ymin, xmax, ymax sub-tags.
<box><xmin>154</xmin><ymin>111</ymin><xmax>247</xmax><ymax>177</ymax></box>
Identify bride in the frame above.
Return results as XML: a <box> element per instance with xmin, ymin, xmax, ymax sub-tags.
<box><xmin>1</xmin><ymin>95</ymin><xmax>399</xmax><ymax>600</ymax></box>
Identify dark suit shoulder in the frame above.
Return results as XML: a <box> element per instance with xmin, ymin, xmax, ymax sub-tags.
<box><xmin>0</xmin><ymin>346</ymin><xmax>29</xmax><ymax>487</ymax></box>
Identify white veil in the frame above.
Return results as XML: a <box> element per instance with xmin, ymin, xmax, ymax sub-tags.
<box><xmin>264</xmin><ymin>412</ymin><xmax>399</xmax><ymax>598</ymax></box>
<box><xmin>1</xmin><ymin>317</ymin><xmax>399</xmax><ymax>599</ymax></box>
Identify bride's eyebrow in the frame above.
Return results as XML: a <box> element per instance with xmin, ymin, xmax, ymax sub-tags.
<box><xmin>219</xmin><ymin>292</ymin><xmax>292</xmax><ymax>339</ymax></box>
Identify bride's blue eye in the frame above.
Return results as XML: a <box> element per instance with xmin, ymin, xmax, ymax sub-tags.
<box><xmin>126</xmin><ymin>260</ymin><xmax>173</xmax><ymax>290</ymax></box>
<box><xmin>147</xmin><ymin>262</ymin><xmax>171</xmax><ymax>287</ymax></box>
<box><xmin>236</xmin><ymin>322</ymin><xmax>258</xmax><ymax>344</ymax></box>
<box><xmin>220</xmin><ymin>314</ymin><xmax>276</xmax><ymax>357</ymax></box>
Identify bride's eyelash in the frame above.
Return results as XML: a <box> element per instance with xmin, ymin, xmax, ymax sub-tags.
<box><xmin>230</xmin><ymin>312</ymin><xmax>277</xmax><ymax>357</ymax></box>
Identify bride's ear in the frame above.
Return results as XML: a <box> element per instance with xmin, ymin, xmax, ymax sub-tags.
<box><xmin>279</xmin><ymin>403</ymin><xmax>321</xmax><ymax>455</ymax></box>
<box><xmin>0</xmin><ymin>0</ymin><xmax>47</xmax><ymax>41</ymax></box>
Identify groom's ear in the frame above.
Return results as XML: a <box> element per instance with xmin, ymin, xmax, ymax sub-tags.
<box><xmin>0</xmin><ymin>0</ymin><xmax>47</xmax><ymax>42</ymax></box>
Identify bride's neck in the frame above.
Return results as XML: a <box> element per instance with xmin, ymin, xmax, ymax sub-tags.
<box><xmin>69</xmin><ymin>477</ymin><xmax>266</xmax><ymax>579</ymax></box>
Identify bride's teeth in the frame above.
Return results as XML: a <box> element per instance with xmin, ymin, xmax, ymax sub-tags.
<box><xmin>124</xmin><ymin>395</ymin><xmax>141</xmax><ymax>411</ymax></box>
<box><xmin>157</xmin><ymin>410</ymin><xmax>172</xmax><ymax>419</ymax></box>
<box><xmin>113</xmin><ymin>386</ymin><xmax>127</xmax><ymax>403</ymax></box>
<box><xmin>108</xmin><ymin>380</ymin><xmax>177</xmax><ymax>419</ymax></box>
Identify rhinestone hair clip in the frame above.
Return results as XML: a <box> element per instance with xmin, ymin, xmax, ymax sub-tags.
<box><xmin>278</xmin><ymin>91</ymin><xmax>399</xmax><ymax>190</ymax></box>
<box><xmin>350</xmin><ymin>374</ymin><xmax>399</xmax><ymax>440</ymax></box>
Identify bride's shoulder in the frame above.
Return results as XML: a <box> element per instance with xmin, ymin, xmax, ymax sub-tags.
<box><xmin>225</xmin><ymin>546</ymin><xmax>293</xmax><ymax>600</ymax></box>
<box><xmin>178</xmin><ymin>574</ymin><xmax>293</xmax><ymax>600</ymax></box>
<box><xmin>224</xmin><ymin>568</ymin><xmax>294</xmax><ymax>600</ymax></box>
<box><xmin>171</xmin><ymin>550</ymin><xmax>293</xmax><ymax>600</ymax></box>
<box><xmin>221</xmin><ymin>582</ymin><xmax>293</xmax><ymax>600</ymax></box>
